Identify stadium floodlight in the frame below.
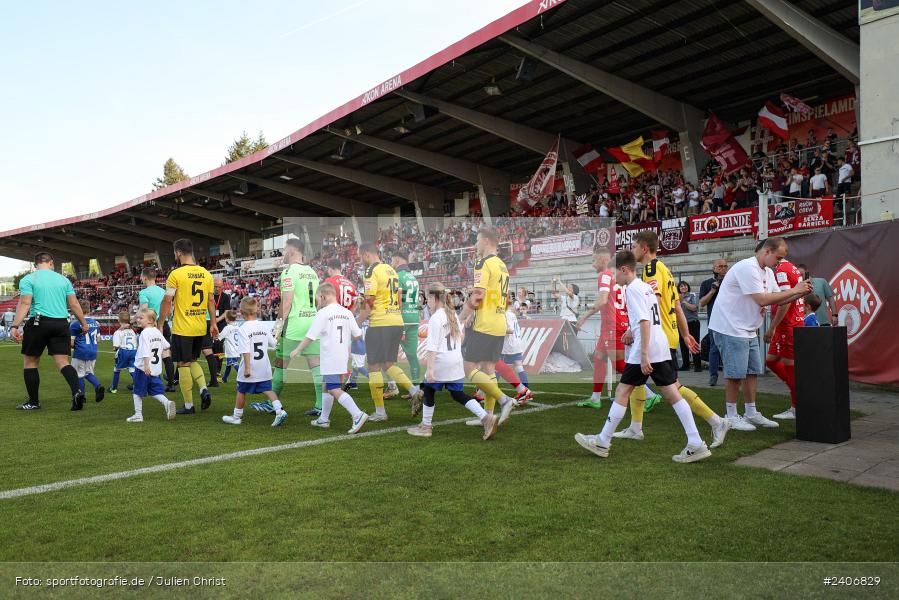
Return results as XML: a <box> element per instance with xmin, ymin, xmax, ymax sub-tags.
<box><xmin>394</xmin><ymin>121</ymin><xmax>411</xmax><ymax>134</ymax></box>
<box><xmin>483</xmin><ymin>77</ymin><xmax>502</xmax><ymax>96</ymax></box>
<box><xmin>279</xmin><ymin>171</ymin><xmax>293</xmax><ymax>181</ymax></box>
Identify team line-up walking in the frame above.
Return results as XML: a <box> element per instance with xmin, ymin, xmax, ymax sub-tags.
<box><xmin>9</xmin><ymin>230</ymin><xmax>811</xmax><ymax>460</ymax></box>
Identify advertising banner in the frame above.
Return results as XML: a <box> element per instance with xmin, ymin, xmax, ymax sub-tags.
<box><xmin>689</xmin><ymin>208</ymin><xmax>755</xmax><ymax>240</ymax></box>
<box><xmin>530</xmin><ymin>231</ymin><xmax>598</xmax><ymax>261</ymax></box>
<box><xmin>765</xmin><ymin>199</ymin><xmax>834</xmax><ymax>235</ymax></box>
<box><xmin>614</xmin><ymin>219</ymin><xmax>688</xmax><ymax>255</ymax></box>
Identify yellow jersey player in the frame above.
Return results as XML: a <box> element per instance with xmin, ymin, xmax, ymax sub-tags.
<box><xmin>459</xmin><ymin>227</ymin><xmax>516</xmax><ymax>426</ymax></box>
<box><xmin>158</xmin><ymin>238</ymin><xmax>216</xmax><ymax>415</ymax></box>
<box><xmin>613</xmin><ymin>230</ymin><xmax>730</xmax><ymax>448</ymax></box>
<box><xmin>356</xmin><ymin>242</ymin><xmax>423</xmax><ymax>421</ymax></box>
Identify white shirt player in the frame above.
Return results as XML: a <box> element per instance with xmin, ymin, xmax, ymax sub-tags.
<box><xmin>133</xmin><ymin>327</ymin><xmax>170</xmax><ymax>377</ymax></box>
<box><xmin>624</xmin><ymin>278</ymin><xmax>671</xmax><ymax>365</ymax></box>
<box><xmin>113</xmin><ymin>328</ymin><xmax>137</xmax><ymax>351</ymax></box>
<box><xmin>502</xmin><ymin>309</ymin><xmax>522</xmax><ymax>355</ymax></box>
<box><xmin>425</xmin><ymin>309</ymin><xmax>465</xmax><ymax>383</ymax></box>
<box><xmin>305</xmin><ymin>303</ymin><xmax>363</xmax><ymax>376</ymax></box>
<box><xmin>219</xmin><ymin>323</ymin><xmax>242</xmax><ymax>359</ymax></box>
<box><xmin>237</xmin><ymin>321</ymin><xmax>277</xmax><ymax>383</ymax></box>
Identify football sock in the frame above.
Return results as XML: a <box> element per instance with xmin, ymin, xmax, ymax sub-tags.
<box><xmin>591</xmin><ymin>392</ymin><xmax>602</xmax><ymax>401</ymax></box>
<box><xmin>680</xmin><ymin>386</ymin><xmax>716</xmax><ymax>422</ymax></box>
<box><xmin>85</xmin><ymin>373</ymin><xmax>101</xmax><ymax>389</ymax></box>
<box><xmin>494</xmin><ymin>360</ymin><xmax>519</xmax><ymax>386</ymax></box>
<box><xmin>403</xmin><ymin>327</ymin><xmax>421</xmax><ymax>381</ymax></box>
<box><xmin>78</xmin><ymin>377</ymin><xmax>86</xmax><ymax>393</ymax></box>
<box><xmin>599</xmin><ymin>402</ymin><xmax>627</xmax><ymax>447</ymax></box>
<box><xmin>386</xmin><ymin>365</ymin><xmax>416</xmax><ymax>395</ymax></box>
<box><xmin>784</xmin><ymin>363</ymin><xmax>796</xmax><ymax>407</ymax></box>
<box><xmin>357</xmin><ymin>366</ymin><xmax>369</xmax><ymax>378</ymax></box>
<box><xmin>163</xmin><ymin>356</ymin><xmax>175</xmax><ymax>386</ymax></box>
<box><xmin>233</xmin><ymin>407</ymin><xmax>244</xmax><ymax>419</ymax></box>
<box><xmin>206</xmin><ymin>353</ymin><xmax>219</xmax><ymax>383</ymax></box>
<box><xmin>222</xmin><ymin>364</ymin><xmax>232</xmax><ymax>382</ymax></box>
<box><xmin>272</xmin><ymin>399</ymin><xmax>284</xmax><ymax>414</ymax></box>
<box><xmin>766</xmin><ymin>358</ymin><xmax>787</xmax><ymax>383</ymax></box>
<box><xmin>468</xmin><ymin>369</ymin><xmax>503</xmax><ymax>411</ymax></box>
<box><xmin>132</xmin><ymin>394</ymin><xmax>143</xmax><ymax>416</ymax></box>
<box><xmin>23</xmin><ymin>368</ymin><xmax>39</xmax><ymax>404</ymax></box>
<box><xmin>311</xmin><ymin>366</ymin><xmax>323</xmax><ymax>410</ymax></box>
<box><xmin>744</xmin><ymin>402</ymin><xmax>758</xmax><ymax>417</ymax></box>
<box><xmin>629</xmin><ymin>385</ymin><xmax>646</xmax><ymax>425</ymax></box>
<box><xmin>422</xmin><ymin>404</ymin><xmax>434</xmax><ymax>426</ymax></box>
<box><xmin>518</xmin><ymin>369</ymin><xmax>529</xmax><ymax>387</ymax></box>
<box><xmin>592</xmin><ymin>355</ymin><xmax>607</xmax><ymax>393</ymax></box>
<box><xmin>464</xmin><ymin>398</ymin><xmax>488</xmax><ymax>419</ymax></box>
<box><xmin>112</xmin><ymin>370</ymin><xmax>121</xmax><ymax>390</ymax></box>
<box><xmin>60</xmin><ymin>365</ymin><xmax>81</xmax><ymax>395</ymax></box>
<box><xmin>672</xmin><ymin>399</ymin><xmax>703</xmax><ymax>446</ymax></box>
<box><xmin>337</xmin><ymin>393</ymin><xmax>363</xmax><ymax>420</ymax></box>
<box><xmin>189</xmin><ymin>361</ymin><xmax>207</xmax><ymax>390</ymax></box>
<box><xmin>320</xmin><ymin>395</ymin><xmax>334</xmax><ymax>421</ymax></box>
<box><xmin>369</xmin><ymin>371</ymin><xmax>385</xmax><ymax>413</ymax></box>
<box><xmin>272</xmin><ymin>366</ymin><xmax>285</xmax><ymax>395</ymax></box>
<box><xmin>152</xmin><ymin>394</ymin><xmax>169</xmax><ymax>406</ymax></box>
<box><xmin>178</xmin><ymin>366</ymin><xmax>193</xmax><ymax>407</ymax></box>
<box><xmin>726</xmin><ymin>402</ymin><xmax>738</xmax><ymax>418</ymax></box>
<box><xmin>422</xmin><ymin>386</ymin><xmax>436</xmax><ymax>407</ymax></box>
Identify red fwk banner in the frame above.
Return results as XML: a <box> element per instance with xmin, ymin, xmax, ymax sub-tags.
<box><xmin>689</xmin><ymin>207</ymin><xmax>755</xmax><ymax>240</ymax></box>
<box><xmin>787</xmin><ymin>221</ymin><xmax>898</xmax><ymax>385</ymax></box>
<box><xmin>701</xmin><ymin>113</ymin><xmax>751</xmax><ymax>176</ymax></box>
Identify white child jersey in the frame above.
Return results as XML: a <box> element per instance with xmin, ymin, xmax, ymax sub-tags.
<box><xmin>219</xmin><ymin>323</ymin><xmax>242</xmax><ymax>358</ymax></box>
<box><xmin>502</xmin><ymin>309</ymin><xmax>522</xmax><ymax>355</ymax></box>
<box><xmin>237</xmin><ymin>320</ymin><xmax>278</xmax><ymax>383</ymax></box>
<box><xmin>305</xmin><ymin>302</ymin><xmax>362</xmax><ymax>376</ymax></box>
<box><xmin>425</xmin><ymin>308</ymin><xmax>465</xmax><ymax>382</ymax></box>
<box><xmin>133</xmin><ymin>327</ymin><xmax>171</xmax><ymax>377</ymax></box>
<box><xmin>112</xmin><ymin>328</ymin><xmax>137</xmax><ymax>351</ymax></box>
<box><xmin>624</xmin><ymin>278</ymin><xmax>671</xmax><ymax>365</ymax></box>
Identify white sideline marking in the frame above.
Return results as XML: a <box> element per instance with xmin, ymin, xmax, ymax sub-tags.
<box><xmin>0</xmin><ymin>398</ymin><xmax>583</xmax><ymax>500</ymax></box>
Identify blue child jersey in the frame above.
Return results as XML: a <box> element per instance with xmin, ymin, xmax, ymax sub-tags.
<box><xmin>71</xmin><ymin>318</ymin><xmax>100</xmax><ymax>360</ymax></box>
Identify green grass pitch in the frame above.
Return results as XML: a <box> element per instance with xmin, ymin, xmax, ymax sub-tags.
<box><xmin>0</xmin><ymin>340</ymin><xmax>896</xmax><ymax>569</ymax></box>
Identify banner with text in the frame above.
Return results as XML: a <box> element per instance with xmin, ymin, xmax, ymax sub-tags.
<box><xmin>615</xmin><ymin>218</ymin><xmax>689</xmax><ymax>255</ymax></box>
<box><xmin>764</xmin><ymin>199</ymin><xmax>834</xmax><ymax>236</ymax></box>
<box><xmin>530</xmin><ymin>230</ymin><xmax>601</xmax><ymax>261</ymax></box>
<box><xmin>689</xmin><ymin>208</ymin><xmax>755</xmax><ymax>240</ymax></box>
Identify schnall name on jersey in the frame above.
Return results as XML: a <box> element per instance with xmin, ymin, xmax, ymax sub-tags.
<box><xmin>186</xmin><ymin>272</ymin><xmax>206</xmax><ymax>280</ymax></box>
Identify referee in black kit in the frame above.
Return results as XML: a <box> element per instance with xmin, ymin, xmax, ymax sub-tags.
<box><xmin>10</xmin><ymin>252</ymin><xmax>91</xmax><ymax>411</ymax></box>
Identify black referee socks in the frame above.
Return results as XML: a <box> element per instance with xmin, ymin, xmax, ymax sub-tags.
<box><xmin>24</xmin><ymin>368</ymin><xmax>40</xmax><ymax>404</ymax></box>
<box><xmin>59</xmin><ymin>364</ymin><xmax>81</xmax><ymax>395</ymax></box>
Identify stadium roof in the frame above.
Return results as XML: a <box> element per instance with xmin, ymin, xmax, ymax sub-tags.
<box><xmin>0</xmin><ymin>0</ymin><xmax>860</xmax><ymax>264</ymax></box>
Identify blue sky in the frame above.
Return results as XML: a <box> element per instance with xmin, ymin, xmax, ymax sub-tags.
<box><xmin>0</xmin><ymin>0</ymin><xmax>529</xmax><ymax>275</ymax></box>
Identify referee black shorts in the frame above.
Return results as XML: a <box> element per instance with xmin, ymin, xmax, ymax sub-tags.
<box><xmin>461</xmin><ymin>328</ymin><xmax>504</xmax><ymax>364</ymax></box>
<box><xmin>21</xmin><ymin>317</ymin><xmax>70</xmax><ymax>357</ymax></box>
<box><xmin>171</xmin><ymin>334</ymin><xmax>204</xmax><ymax>363</ymax></box>
<box><xmin>365</xmin><ymin>325</ymin><xmax>403</xmax><ymax>364</ymax></box>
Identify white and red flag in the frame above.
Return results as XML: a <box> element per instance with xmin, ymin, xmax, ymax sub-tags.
<box><xmin>780</xmin><ymin>93</ymin><xmax>813</xmax><ymax>116</ymax></box>
<box><xmin>572</xmin><ymin>144</ymin><xmax>604</xmax><ymax>173</ymax></box>
<box><xmin>758</xmin><ymin>101</ymin><xmax>789</xmax><ymax>139</ymax></box>
<box><xmin>651</xmin><ymin>130</ymin><xmax>670</xmax><ymax>161</ymax></box>
<box><xmin>516</xmin><ymin>136</ymin><xmax>559</xmax><ymax>207</ymax></box>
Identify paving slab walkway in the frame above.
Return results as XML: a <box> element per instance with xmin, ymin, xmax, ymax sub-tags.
<box><xmin>676</xmin><ymin>370</ymin><xmax>899</xmax><ymax>493</ymax></box>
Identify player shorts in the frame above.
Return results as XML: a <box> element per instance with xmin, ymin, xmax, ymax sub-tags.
<box><xmin>71</xmin><ymin>358</ymin><xmax>97</xmax><ymax>378</ymax></box>
<box><xmin>225</xmin><ymin>357</ymin><xmax>240</xmax><ymax>367</ymax></box>
<box><xmin>237</xmin><ymin>380</ymin><xmax>273</xmax><ymax>395</ymax></box>
<box><xmin>620</xmin><ymin>360</ymin><xmax>678</xmax><ymax>387</ymax></box>
<box><xmin>202</xmin><ymin>321</ymin><xmax>214</xmax><ymax>350</ymax></box>
<box><xmin>276</xmin><ymin>336</ymin><xmax>319</xmax><ymax>362</ymax></box>
<box><xmin>423</xmin><ymin>379</ymin><xmax>465</xmax><ymax>392</ymax></box>
<box><xmin>322</xmin><ymin>374</ymin><xmax>344</xmax><ymax>391</ymax></box>
<box><xmin>115</xmin><ymin>349</ymin><xmax>137</xmax><ymax>370</ymax></box>
<box><xmin>21</xmin><ymin>317</ymin><xmax>70</xmax><ymax>357</ymax></box>
<box><xmin>597</xmin><ymin>327</ymin><xmax>626</xmax><ymax>353</ymax></box>
<box><xmin>501</xmin><ymin>352</ymin><xmax>523</xmax><ymax>364</ymax></box>
<box><xmin>171</xmin><ymin>334</ymin><xmax>204</xmax><ymax>362</ymax></box>
<box><xmin>365</xmin><ymin>325</ymin><xmax>403</xmax><ymax>364</ymax></box>
<box><xmin>462</xmin><ymin>328</ymin><xmax>504</xmax><ymax>363</ymax></box>
<box><xmin>132</xmin><ymin>370</ymin><xmax>165</xmax><ymax>397</ymax></box>
<box><xmin>768</xmin><ymin>326</ymin><xmax>798</xmax><ymax>360</ymax></box>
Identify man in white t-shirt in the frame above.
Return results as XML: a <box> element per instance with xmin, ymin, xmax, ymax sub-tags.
<box><xmin>292</xmin><ymin>283</ymin><xmax>368</xmax><ymax>434</ymax></box>
<box><xmin>551</xmin><ymin>278</ymin><xmax>579</xmax><ymax>324</ymax></box>
<box><xmin>709</xmin><ymin>237</ymin><xmax>811</xmax><ymax>430</ymax></box>
<box><xmin>809</xmin><ymin>167</ymin><xmax>828</xmax><ymax>198</ymax></box>
<box><xmin>575</xmin><ymin>250</ymin><xmax>711</xmax><ymax>464</ymax></box>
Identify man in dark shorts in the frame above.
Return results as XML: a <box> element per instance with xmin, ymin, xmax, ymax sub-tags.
<box><xmin>575</xmin><ymin>250</ymin><xmax>711</xmax><ymax>464</ymax></box>
<box><xmin>157</xmin><ymin>239</ymin><xmax>217</xmax><ymax>414</ymax></box>
<box><xmin>11</xmin><ymin>251</ymin><xmax>89</xmax><ymax>411</ymax></box>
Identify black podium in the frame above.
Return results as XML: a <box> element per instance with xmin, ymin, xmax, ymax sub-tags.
<box><xmin>794</xmin><ymin>326</ymin><xmax>850</xmax><ymax>443</ymax></box>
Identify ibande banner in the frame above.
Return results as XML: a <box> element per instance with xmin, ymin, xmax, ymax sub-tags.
<box><xmin>689</xmin><ymin>208</ymin><xmax>755</xmax><ymax>240</ymax></box>
<box><xmin>788</xmin><ymin>221</ymin><xmax>898</xmax><ymax>385</ymax></box>
<box><xmin>616</xmin><ymin>218</ymin><xmax>689</xmax><ymax>255</ymax></box>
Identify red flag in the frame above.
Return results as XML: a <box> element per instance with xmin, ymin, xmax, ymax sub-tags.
<box><xmin>758</xmin><ymin>101</ymin><xmax>789</xmax><ymax>139</ymax></box>
<box><xmin>516</xmin><ymin>136</ymin><xmax>559</xmax><ymax>207</ymax></box>
<box><xmin>573</xmin><ymin>144</ymin><xmax>604</xmax><ymax>173</ymax></box>
<box><xmin>607</xmin><ymin>166</ymin><xmax>620</xmax><ymax>195</ymax></box>
<box><xmin>701</xmin><ymin>113</ymin><xmax>751</xmax><ymax>176</ymax></box>
<box><xmin>651</xmin><ymin>130</ymin><xmax>670</xmax><ymax>161</ymax></box>
<box><xmin>780</xmin><ymin>93</ymin><xmax>813</xmax><ymax>116</ymax></box>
